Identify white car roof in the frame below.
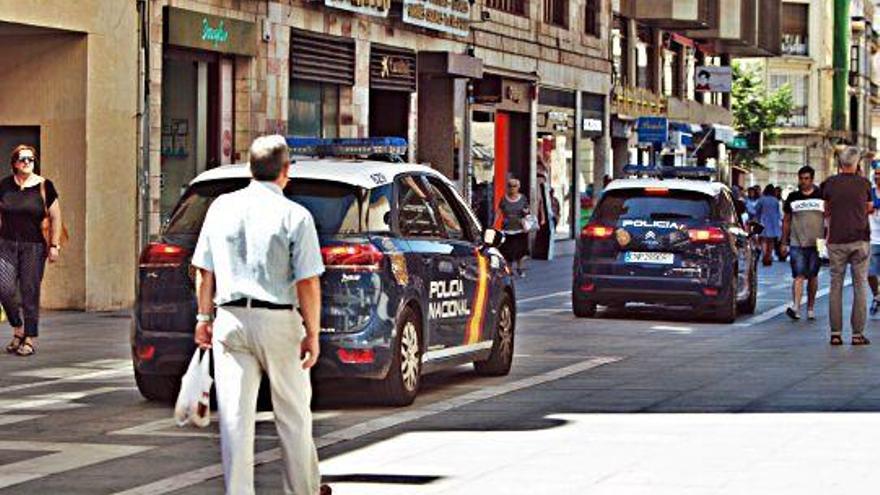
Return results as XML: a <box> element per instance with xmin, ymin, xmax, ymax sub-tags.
<box><xmin>604</xmin><ymin>178</ymin><xmax>727</xmax><ymax>196</ymax></box>
<box><xmin>190</xmin><ymin>159</ymin><xmax>446</xmax><ymax>189</ymax></box>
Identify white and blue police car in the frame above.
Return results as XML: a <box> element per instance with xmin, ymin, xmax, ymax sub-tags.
<box><xmin>573</xmin><ymin>165</ymin><xmax>758</xmax><ymax>323</ymax></box>
<box><xmin>132</xmin><ymin>138</ymin><xmax>516</xmax><ymax>406</ymax></box>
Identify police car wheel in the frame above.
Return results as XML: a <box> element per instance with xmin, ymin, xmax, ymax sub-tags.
<box><xmin>474</xmin><ymin>294</ymin><xmax>515</xmax><ymax>376</ymax></box>
<box><xmin>572</xmin><ymin>293</ymin><xmax>597</xmax><ymax>318</ymax></box>
<box><xmin>134</xmin><ymin>370</ymin><xmax>180</xmax><ymax>403</ymax></box>
<box><xmin>711</xmin><ymin>276</ymin><xmax>737</xmax><ymax>324</ymax></box>
<box><xmin>378</xmin><ymin>306</ymin><xmax>422</xmax><ymax>406</ymax></box>
<box><xmin>738</xmin><ymin>264</ymin><xmax>758</xmax><ymax>315</ymax></box>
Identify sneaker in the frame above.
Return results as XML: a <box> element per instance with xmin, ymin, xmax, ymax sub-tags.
<box><xmin>785</xmin><ymin>306</ymin><xmax>800</xmax><ymax>320</ymax></box>
<box><xmin>807</xmin><ymin>309</ymin><xmax>816</xmax><ymax>320</ymax></box>
<box><xmin>871</xmin><ymin>298</ymin><xmax>880</xmax><ymax>316</ymax></box>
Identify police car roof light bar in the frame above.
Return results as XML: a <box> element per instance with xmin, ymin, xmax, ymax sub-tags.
<box><xmin>286</xmin><ymin>137</ymin><xmax>408</xmax><ymax>157</ymax></box>
<box><xmin>622</xmin><ymin>164</ymin><xmax>716</xmax><ymax>181</ymax></box>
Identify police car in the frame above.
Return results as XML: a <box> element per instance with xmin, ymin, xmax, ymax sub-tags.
<box><xmin>572</xmin><ymin>166</ymin><xmax>757</xmax><ymax>323</ymax></box>
<box><xmin>132</xmin><ymin>138</ymin><xmax>516</xmax><ymax>406</ymax></box>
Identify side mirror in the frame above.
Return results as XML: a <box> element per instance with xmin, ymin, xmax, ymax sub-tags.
<box><xmin>482</xmin><ymin>229</ymin><xmax>504</xmax><ymax>248</ymax></box>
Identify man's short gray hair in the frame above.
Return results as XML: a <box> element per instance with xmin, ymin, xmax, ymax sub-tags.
<box><xmin>250</xmin><ymin>134</ymin><xmax>289</xmax><ymax>181</ymax></box>
<box><xmin>838</xmin><ymin>146</ymin><xmax>862</xmax><ymax>169</ymax></box>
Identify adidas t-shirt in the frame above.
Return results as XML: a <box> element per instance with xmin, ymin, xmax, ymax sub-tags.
<box><xmin>783</xmin><ymin>187</ymin><xmax>825</xmax><ymax>248</ymax></box>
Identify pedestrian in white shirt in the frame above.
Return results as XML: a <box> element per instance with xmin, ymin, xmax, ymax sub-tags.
<box><xmin>868</xmin><ymin>167</ymin><xmax>880</xmax><ymax>315</ymax></box>
<box><xmin>191</xmin><ymin>135</ymin><xmax>331</xmax><ymax>495</ymax></box>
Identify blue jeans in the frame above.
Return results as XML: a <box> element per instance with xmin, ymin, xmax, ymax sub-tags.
<box><xmin>869</xmin><ymin>244</ymin><xmax>880</xmax><ymax>277</ymax></box>
<box><xmin>790</xmin><ymin>246</ymin><xmax>820</xmax><ymax>279</ymax></box>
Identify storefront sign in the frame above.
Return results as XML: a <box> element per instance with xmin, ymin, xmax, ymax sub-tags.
<box><xmin>165</xmin><ymin>7</ymin><xmax>256</xmax><ymax>56</ymax></box>
<box><xmin>582</xmin><ymin>118</ymin><xmax>603</xmax><ymax>132</ymax></box>
<box><xmin>695</xmin><ymin>66</ymin><xmax>732</xmax><ymax>93</ymax></box>
<box><xmin>380</xmin><ymin>56</ymin><xmax>411</xmax><ymax>78</ymax></box>
<box><xmin>371</xmin><ymin>45</ymin><xmax>417</xmax><ymax>92</ymax></box>
<box><xmin>636</xmin><ymin>117</ymin><xmax>669</xmax><ymax>144</ymax></box>
<box><xmin>403</xmin><ymin>0</ymin><xmax>470</xmax><ymax>37</ymax></box>
<box><xmin>325</xmin><ymin>0</ymin><xmax>390</xmax><ymax>18</ymax></box>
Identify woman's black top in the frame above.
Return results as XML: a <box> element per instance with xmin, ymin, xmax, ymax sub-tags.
<box><xmin>0</xmin><ymin>176</ymin><xmax>58</xmax><ymax>243</ymax></box>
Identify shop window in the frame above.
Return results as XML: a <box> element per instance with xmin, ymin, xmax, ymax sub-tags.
<box><xmin>781</xmin><ymin>3</ymin><xmax>809</xmax><ymax>56</ymax></box>
<box><xmin>544</xmin><ymin>0</ymin><xmax>568</xmax><ymax>27</ymax></box>
<box><xmin>611</xmin><ymin>15</ymin><xmax>628</xmax><ymax>87</ymax></box>
<box><xmin>486</xmin><ymin>0</ymin><xmax>528</xmax><ymax>16</ymax></box>
<box><xmin>584</xmin><ymin>0</ymin><xmax>600</xmax><ymax>37</ymax></box>
<box><xmin>289</xmin><ymin>81</ymin><xmax>339</xmax><ymax>138</ymax></box>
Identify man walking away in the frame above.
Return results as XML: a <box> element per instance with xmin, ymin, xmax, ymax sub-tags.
<box><xmin>782</xmin><ymin>166</ymin><xmax>824</xmax><ymax>321</ymax></box>
<box><xmin>191</xmin><ymin>135</ymin><xmax>332</xmax><ymax>494</ymax></box>
<box><xmin>823</xmin><ymin>146</ymin><xmax>874</xmax><ymax>346</ymax></box>
<box><xmin>868</xmin><ymin>166</ymin><xmax>880</xmax><ymax>315</ymax></box>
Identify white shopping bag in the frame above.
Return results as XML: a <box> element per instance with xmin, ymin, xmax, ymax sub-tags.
<box><xmin>173</xmin><ymin>349</ymin><xmax>213</xmax><ymax>428</ymax></box>
<box><xmin>816</xmin><ymin>238</ymin><xmax>829</xmax><ymax>261</ymax></box>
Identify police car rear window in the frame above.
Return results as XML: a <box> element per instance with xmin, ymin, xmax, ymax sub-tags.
<box><xmin>594</xmin><ymin>189</ymin><xmax>713</xmax><ymax>224</ymax></box>
<box><xmin>163</xmin><ymin>178</ymin><xmax>390</xmax><ymax>238</ymax></box>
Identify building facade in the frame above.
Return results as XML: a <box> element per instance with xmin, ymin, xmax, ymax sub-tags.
<box><xmin>0</xmin><ymin>0</ymin><xmax>140</xmax><ymax>310</ymax></box>
<box><xmin>609</xmin><ymin>0</ymin><xmax>781</xmax><ymax>193</ymax></box>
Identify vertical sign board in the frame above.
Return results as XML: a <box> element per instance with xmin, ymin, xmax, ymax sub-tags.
<box><xmin>220</xmin><ymin>59</ymin><xmax>234</xmax><ymax>165</ymax></box>
<box><xmin>636</xmin><ymin>117</ymin><xmax>669</xmax><ymax>144</ymax></box>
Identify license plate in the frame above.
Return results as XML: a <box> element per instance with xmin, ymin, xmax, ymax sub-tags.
<box><xmin>625</xmin><ymin>252</ymin><xmax>674</xmax><ymax>264</ymax></box>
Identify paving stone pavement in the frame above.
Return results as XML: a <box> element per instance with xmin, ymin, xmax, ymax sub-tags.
<box><xmin>0</xmin><ymin>254</ymin><xmax>875</xmax><ymax>493</ymax></box>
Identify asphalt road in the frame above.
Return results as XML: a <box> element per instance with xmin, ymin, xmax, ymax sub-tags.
<box><xmin>0</xmin><ymin>254</ymin><xmax>878</xmax><ymax>494</ymax></box>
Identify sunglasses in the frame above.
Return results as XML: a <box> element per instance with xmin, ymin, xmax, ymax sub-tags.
<box><xmin>17</xmin><ymin>157</ymin><xmax>35</xmax><ymax>164</ymax></box>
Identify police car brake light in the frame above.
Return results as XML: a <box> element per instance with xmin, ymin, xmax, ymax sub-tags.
<box><xmin>581</xmin><ymin>224</ymin><xmax>614</xmax><ymax>240</ymax></box>
<box><xmin>140</xmin><ymin>243</ymin><xmax>188</xmax><ymax>267</ymax></box>
<box><xmin>286</xmin><ymin>137</ymin><xmax>407</xmax><ymax>157</ymax></box>
<box><xmin>321</xmin><ymin>244</ymin><xmax>384</xmax><ymax>270</ymax></box>
<box><xmin>688</xmin><ymin>227</ymin><xmax>726</xmax><ymax>244</ymax></box>
<box><xmin>337</xmin><ymin>348</ymin><xmax>375</xmax><ymax>364</ymax></box>
<box><xmin>644</xmin><ymin>187</ymin><xmax>669</xmax><ymax>196</ymax></box>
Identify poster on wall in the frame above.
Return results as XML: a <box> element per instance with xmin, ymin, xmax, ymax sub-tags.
<box><xmin>402</xmin><ymin>0</ymin><xmax>469</xmax><ymax>37</ymax></box>
<box><xmin>695</xmin><ymin>66</ymin><xmax>732</xmax><ymax>93</ymax></box>
<box><xmin>220</xmin><ymin>59</ymin><xmax>234</xmax><ymax>165</ymax></box>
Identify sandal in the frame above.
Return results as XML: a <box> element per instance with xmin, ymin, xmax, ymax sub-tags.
<box><xmin>852</xmin><ymin>335</ymin><xmax>871</xmax><ymax>346</ymax></box>
<box><xmin>5</xmin><ymin>335</ymin><xmax>23</xmax><ymax>354</ymax></box>
<box><xmin>830</xmin><ymin>335</ymin><xmax>843</xmax><ymax>346</ymax></box>
<box><xmin>15</xmin><ymin>340</ymin><xmax>35</xmax><ymax>357</ymax></box>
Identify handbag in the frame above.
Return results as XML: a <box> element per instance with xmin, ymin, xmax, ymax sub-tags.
<box><xmin>39</xmin><ymin>180</ymin><xmax>69</xmax><ymax>248</ymax></box>
<box><xmin>521</xmin><ymin>213</ymin><xmax>539</xmax><ymax>233</ymax></box>
<box><xmin>174</xmin><ymin>348</ymin><xmax>213</xmax><ymax>428</ymax></box>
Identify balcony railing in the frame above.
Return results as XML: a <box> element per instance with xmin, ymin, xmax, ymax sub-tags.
<box><xmin>777</xmin><ymin>107</ymin><xmax>808</xmax><ymax>128</ymax></box>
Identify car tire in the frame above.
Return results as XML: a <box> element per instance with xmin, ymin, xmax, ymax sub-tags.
<box><xmin>377</xmin><ymin>305</ymin><xmax>422</xmax><ymax>407</ymax></box>
<box><xmin>572</xmin><ymin>286</ymin><xmax>597</xmax><ymax>318</ymax></box>
<box><xmin>713</xmin><ymin>276</ymin><xmax>738</xmax><ymax>324</ymax></box>
<box><xmin>135</xmin><ymin>370</ymin><xmax>180</xmax><ymax>403</ymax></box>
<box><xmin>474</xmin><ymin>294</ymin><xmax>515</xmax><ymax>376</ymax></box>
<box><xmin>738</xmin><ymin>264</ymin><xmax>758</xmax><ymax>315</ymax></box>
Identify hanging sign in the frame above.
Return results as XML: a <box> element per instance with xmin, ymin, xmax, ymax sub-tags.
<box><xmin>695</xmin><ymin>66</ymin><xmax>732</xmax><ymax>93</ymax></box>
<box><xmin>403</xmin><ymin>0</ymin><xmax>470</xmax><ymax>37</ymax></box>
<box><xmin>325</xmin><ymin>0</ymin><xmax>390</xmax><ymax>17</ymax></box>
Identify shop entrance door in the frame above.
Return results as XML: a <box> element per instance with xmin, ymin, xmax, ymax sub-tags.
<box><xmin>369</xmin><ymin>90</ymin><xmax>409</xmax><ymax>139</ymax></box>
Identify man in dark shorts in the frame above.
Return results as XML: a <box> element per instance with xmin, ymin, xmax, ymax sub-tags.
<box><xmin>823</xmin><ymin>146</ymin><xmax>874</xmax><ymax>345</ymax></box>
<box><xmin>782</xmin><ymin>166</ymin><xmax>824</xmax><ymax>321</ymax></box>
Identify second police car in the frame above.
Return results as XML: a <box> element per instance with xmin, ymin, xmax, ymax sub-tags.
<box><xmin>573</xmin><ymin>166</ymin><xmax>758</xmax><ymax>323</ymax></box>
<box><xmin>132</xmin><ymin>138</ymin><xmax>516</xmax><ymax>406</ymax></box>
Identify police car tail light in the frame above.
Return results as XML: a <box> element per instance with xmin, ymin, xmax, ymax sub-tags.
<box><xmin>337</xmin><ymin>348</ymin><xmax>375</xmax><ymax>364</ymax></box>
<box><xmin>139</xmin><ymin>243</ymin><xmax>187</xmax><ymax>267</ymax></box>
<box><xmin>688</xmin><ymin>227</ymin><xmax>726</xmax><ymax>244</ymax></box>
<box><xmin>581</xmin><ymin>224</ymin><xmax>614</xmax><ymax>240</ymax></box>
<box><xmin>643</xmin><ymin>187</ymin><xmax>670</xmax><ymax>196</ymax></box>
<box><xmin>321</xmin><ymin>244</ymin><xmax>384</xmax><ymax>270</ymax></box>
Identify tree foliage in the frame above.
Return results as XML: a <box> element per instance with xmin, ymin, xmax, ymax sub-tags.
<box><xmin>731</xmin><ymin>62</ymin><xmax>794</xmax><ymax>170</ymax></box>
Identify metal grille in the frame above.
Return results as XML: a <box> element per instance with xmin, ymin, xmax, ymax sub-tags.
<box><xmin>486</xmin><ymin>0</ymin><xmax>527</xmax><ymax>16</ymax></box>
<box><xmin>370</xmin><ymin>44</ymin><xmax>417</xmax><ymax>92</ymax></box>
<box><xmin>290</xmin><ymin>29</ymin><xmax>356</xmax><ymax>86</ymax></box>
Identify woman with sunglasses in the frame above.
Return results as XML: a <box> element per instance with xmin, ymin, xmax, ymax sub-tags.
<box><xmin>496</xmin><ymin>177</ymin><xmax>531</xmax><ymax>277</ymax></box>
<box><xmin>0</xmin><ymin>145</ymin><xmax>63</xmax><ymax>356</ymax></box>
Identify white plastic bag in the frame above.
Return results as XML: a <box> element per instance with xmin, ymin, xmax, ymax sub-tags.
<box><xmin>521</xmin><ymin>214</ymin><xmax>539</xmax><ymax>233</ymax></box>
<box><xmin>173</xmin><ymin>349</ymin><xmax>213</xmax><ymax>428</ymax></box>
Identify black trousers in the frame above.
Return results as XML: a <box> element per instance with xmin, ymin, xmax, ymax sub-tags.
<box><xmin>0</xmin><ymin>240</ymin><xmax>46</xmax><ymax>337</ymax></box>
